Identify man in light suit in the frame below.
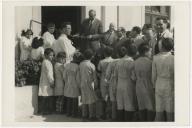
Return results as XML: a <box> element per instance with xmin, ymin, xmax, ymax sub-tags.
<box><xmin>80</xmin><ymin>9</ymin><xmax>103</xmax><ymax>53</ymax></box>
<box><xmin>154</xmin><ymin>17</ymin><xmax>173</xmax><ymax>55</ymax></box>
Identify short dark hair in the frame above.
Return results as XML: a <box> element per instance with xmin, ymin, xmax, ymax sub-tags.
<box><xmin>132</xmin><ymin>26</ymin><xmax>141</xmax><ymax>34</ymax></box>
<box><xmin>118</xmin><ymin>46</ymin><xmax>127</xmax><ymax>57</ymax></box>
<box><xmin>127</xmin><ymin>43</ymin><xmax>137</xmax><ymax>57</ymax></box>
<box><xmin>56</xmin><ymin>52</ymin><xmax>66</xmax><ymax>59</ymax></box>
<box><xmin>104</xmin><ymin>46</ymin><xmax>113</xmax><ymax>57</ymax></box>
<box><xmin>156</xmin><ymin>17</ymin><xmax>170</xmax><ymax>29</ymax></box>
<box><xmin>73</xmin><ymin>51</ymin><xmax>84</xmax><ymax>64</ymax></box>
<box><xmin>60</xmin><ymin>22</ymin><xmax>71</xmax><ymax>29</ymax></box>
<box><xmin>161</xmin><ymin>38</ymin><xmax>174</xmax><ymax>51</ymax></box>
<box><xmin>31</xmin><ymin>37</ymin><xmax>44</xmax><ymax>49</ymax></box>
<box><xmin>84</xmin><ymin>49</ymin><xmax>94</xmax><ymax>60</ymax></box>
<box><xmin>138</xmin><ymin>43</ymin><xmax>150</xmax><ymax>56</ymax></box>
<box><xmin>21</xmin><ymin>29</ymin><xmax>33</xmax><ymax>36</ymax></box>
<box><xmin>44</xmin><ymin>48</ymin><xmax>54</xmax><ymax>56</ymax></box>
<box><xmin>118</xmin><ymin>27</ymin><xmax>126</xmax><ymax>33</ymax></box>
<box><xmin>89</xmin><ymin>9</ymin><xmax>96</xmax><ymax>14</ymax></box>
<box><xmin>142</xmin><ymin>24</ymin><xmax>153</xmax><ymax>30</ymax></box>
<box><xmin>47</xmin><ymin>23</ymin><xmax>55</xmax><ymax>28</ymax></box>
<box><xmin>126</xmin><ymin>31</ymin><xmax>131</xmax><ymax>37</ymax></box>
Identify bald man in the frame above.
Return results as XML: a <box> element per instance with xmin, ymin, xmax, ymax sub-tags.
<box><xmin>80</xmin><ymin>9</ymin><xmax>103</xmax><ymax>53</ymax></box>
<box><xmin>101</xmin><ymin>23</ymin><xmax>118</xmax><ymax>47</ymax></box>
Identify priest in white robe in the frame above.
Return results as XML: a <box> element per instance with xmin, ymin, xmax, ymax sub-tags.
<box><xmin>52</xmin><ymin>22</ymin><xmax>76</xmax><ymax>63</ymax></box>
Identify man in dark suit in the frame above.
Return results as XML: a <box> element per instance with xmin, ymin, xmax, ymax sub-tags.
<box><xmin>112</xmin><ymin>27</ymin><xmax>128</xmax><ymax>58</ymax></box>
<box><xmin>80</xmin><ymin>9</ymin><xmax>103</xmax><ymax>53</ymax></box>
<box><xmin>101</xmin><ymin>23</ymin><xmax>118</xmax><ymax>47</ymax></box>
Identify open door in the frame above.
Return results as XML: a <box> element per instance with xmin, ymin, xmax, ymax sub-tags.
<box><xmin>41</xmin><ymin>6</ymin><xmax>82</xmax><ymax>39</ymax></box>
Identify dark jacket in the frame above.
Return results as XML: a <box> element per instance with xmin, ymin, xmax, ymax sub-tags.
<box><xmin>80</xmin><ymin>18</ymin><xmax>103</xmax><ymax>40</ymax></box>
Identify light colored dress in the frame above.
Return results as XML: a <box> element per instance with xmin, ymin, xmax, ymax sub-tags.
<box><xmin>52</xmin><ymin>34</ymin><xmax>76</xmax><ymax>63</ymax></box>
<box><xmin>132</xmin><ymin>56</ymin><xmax>155</xmax><ymax>111</ymax></box>
<box><xmin>152</xmin><ymin>52</ymin><xmax>174</xmax><ymax>113</ymax></box>
<box><xmin>79</xmin><ymin>60</ymin><xmax>98</xmax><ymax>104</ymax></box>
<box><xmin>105</xmin><ymin>59</ymin><xmax>119</xmax><ymax>102</ymax></box>
<box><xmin>20</xmin><ymin>36</ymin><xmax>32</xmax><ymax>61</ymax></box>
<box><xmin>38</xmin><ymin>59</ymin><xmax>54</xmax><ymax>96</ymax></box>
<box><xmin>54</xmin><ymin>62</ymin><xmax>65</xmax><ymax>96</ymax></box>
<box><xmin>115</xmin><ymin>56</ymin><xmax>136</xmax><ymax>111</ymax></box>
<box><xmin>42</xmin><ymin>31</ymin><xmax>55</xmax><ymax>49</ymax></box>
<box><xmin>63</xmin><ymin>62</ymin><xmax>80</xmax><ymax>98</ymax></box>
<box><xmin>97</xmin><ymin>57</ymin><xmax>113</xmax><ymax>99</ymax></box>
<box><xmin>31</xmin><ymin>47</ymin><xmax>44</xmax><ymax>60</ymax></box>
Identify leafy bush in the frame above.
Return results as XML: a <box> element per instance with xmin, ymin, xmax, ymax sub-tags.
<box><xmin>15</xmin><ymin>59</ymin><xmax>42</xmax><ymax>87</ymax></box>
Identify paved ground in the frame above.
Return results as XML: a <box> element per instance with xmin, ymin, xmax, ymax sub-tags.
<box><xmin>16</xmin><ymin>114</ymin><xmax>82</xmax><ymax>122</ymax></box>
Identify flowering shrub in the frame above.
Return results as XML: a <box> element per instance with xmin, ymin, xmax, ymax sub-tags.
<box><xmin>15</xmin><ymin>59</ymin><xmax>42</xmax><ymax>87</ymax></box>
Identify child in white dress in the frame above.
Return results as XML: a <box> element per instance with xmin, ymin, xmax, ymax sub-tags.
<box><xmin>115</xmin><ymin>44</ymin><xmax>137</xmax><ymax>122</ymax></box>
<box><xmin>31</xmin><ymin>37</ymin><xmax>44</xmax><ymax>61</ymax></box>
<box><xmin>97</xmin><ymin>46</ymin><xmax>113</xmax><ymax>119</ymax></box>
<box><xmin>152</xmin><ymin>38</ymin><xmax>174</xmax><ymax>121</ymax></box>
<box><xmin>105</xmin><ymin>54</ymin><xmax>120</xmax><ymax>121</ymax></box>
<box><xmin>38</xmin><ymin>48</ymin><xmax>55</xmax><ymax>115</ymax></box>
<box><xmin>64</xmin><ymin>52</ymin><xmax>83</xmax><ymax>117</ymax></box>
<box><xmin>79</xmin><ymin>49</ymin><xmax>98</xmax><ymax>121</ymax></box>
<box><xmin>19</xmin><ymin>29</ymin><xmax>33</xmax><ymax>61</ymax></box>
<box><xmin>132</xmin><ymin>43</ymin><xmax>155</xmax><ymax>121</ymax></box>
<box><xmin>42</xmin><ymin>23</ymin><xmax>56</xmax><ymax>49</ymax></box>
<box><xmin>54</xmin><ymin>52</ymin><xmax>66</xmax><ymax>114</ymax></box>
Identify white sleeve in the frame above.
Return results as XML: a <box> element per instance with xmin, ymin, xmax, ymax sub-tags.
<box><xmin>43</xmin><ymin>32</ymin><xmax>54</xmax><ymax>48</ymax></box>
<box><xmin>44</xmin><ymin>61</ymin><xmax>54</xmax><ymax>85</ymax></box>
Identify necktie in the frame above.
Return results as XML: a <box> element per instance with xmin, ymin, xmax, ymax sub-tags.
<box><xmin>88</xmin><ymin>20</ymin><xmax>93</xmax><ymax>32</ymax></box>
<box><xmin>154</xmin><ymin>33</ymin><xmax>161</xmax><ymax>55</ymax></box>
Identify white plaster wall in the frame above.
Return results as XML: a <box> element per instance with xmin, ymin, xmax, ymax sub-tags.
<box><xmin>170</xmin><ymin>6</ymin><xmax>174</xmax><ymax>29</ymax></box>
<box><xmin>118</xmin><ymin>6</ymin><xmax>144</xmax><ymax>31</ymax></box>
<box><xmin>32</xmin><ymin>7</ymin><xmax>42</xmax><ymax>36</ymax></box>
<box><xmin>15</xmin><ymin>6</ymin><xmax>41</xmax><ymax>60</ymax></box>
<box><xmin>15</xmin><ymin>86</ymin><xmax>38</xmax><ymax>120</ymax></box>
<box><xmin>15</xmin><ymin>6</ymin><xmax>33</xmax><ymax>38</ymax></box>
<box><xmin>104</xmin><ymin>6</ymin><xmax>118</xmax><ymax>31</ymax></box>
<box><xmin>15</xmin><ymin>6</ymin><xmax>41</xmax><ymax>38</ymax></box>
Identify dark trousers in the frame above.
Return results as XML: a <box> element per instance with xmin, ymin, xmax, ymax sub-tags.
<box><xmin>55</xmin><ymin>96</ymin><xmax>65</xmax><ymax>113</ymax></box>
<box><xmin>138</xmin><ymin>109</ymin><xmax>155</xmax><ymax>121</ymax></box>
<box><xmin>111</xmin><ymin>101</ymin><xmax>117</xmax><ymax>120</ymax></box>
<box><xmin>38</xmin><ymin>96</ymin><xmax>54</xmax><ymax>114</ymax></box>
<box><xmin>117</xmin><ymin>109</ymin><xmax>135</xmax><ymax>122</ymax></box>
<box><xmin>82</xmin><ymin>103</ymin><xmax>96</xmax><ymax>119</ymax></box>
<box><xmin>66</xmin><ymin>97</ymin><xmax>78</xmax><ymax>117</ymax></box>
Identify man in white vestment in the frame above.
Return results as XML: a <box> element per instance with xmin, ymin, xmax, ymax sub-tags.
<box><xmin>52</xmin><ymin>22</ymin><xmax>76</xmax><ymax>63</ymax></box>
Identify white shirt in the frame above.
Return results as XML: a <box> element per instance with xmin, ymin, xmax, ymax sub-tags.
<box><xmin>52</xmin><ymin>34</ymin><xmax>76</xmax><ymax>63</ymax></box>
<box><xmin>160</xmin><ymin>29</ymin><xmax>173</xmax><ymax>38</ymax></box>
<box><xmin>42</xmin><ymin>31</ymin><xmax>55</xmax><ymax>49</ymax></box>
<box><xmin>31</xmin><ymin>47</ymin><xmax>44</xmax><ymax>60</ymax></box>
<box><xmin>20</xmin><ymin>36</ymin><xmax>32</xmax><ymax>61</ymax></box>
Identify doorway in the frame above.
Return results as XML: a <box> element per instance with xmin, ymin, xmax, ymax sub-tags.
<box><xmin>41</xmin><ymin>6</ymin><xmax>83</xmax><ymax>38</ymax></box>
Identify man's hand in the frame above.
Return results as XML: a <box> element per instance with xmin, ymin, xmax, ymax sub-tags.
<box><xmin>50</xmin><ymin>82</ymin><xmax>55</xmax><ymax>88</ymax></box>
<box><xmin>87</xmin><ymin>35</ymin><xmax>93</xmax><ymax>39</ymax></box>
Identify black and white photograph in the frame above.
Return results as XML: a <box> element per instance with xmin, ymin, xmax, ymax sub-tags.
<box><xmin>1</xmin><ymin>0</ymin><xmax>191</xmax><ymax>127</ymax></box>
<box><xmin>14</xmin><ymin>5</ymin><xmax>175</xmax><ymax>122</ymax></box>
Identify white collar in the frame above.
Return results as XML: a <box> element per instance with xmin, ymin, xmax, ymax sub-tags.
<box><xmin>160</xmin><ymin>29</ymin><xmax>170</xmax><ymax>37</ymax></box>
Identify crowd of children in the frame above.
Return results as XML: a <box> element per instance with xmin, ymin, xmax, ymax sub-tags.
<box><xmin>17</xmin><ymin>17</ymin><xmax>174</xmax><ymax>122</ymax></box>
<box><xmin>36</xmin><ymin>37</ymin><xmax>174</xmax><ymax>122</ymax></box>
